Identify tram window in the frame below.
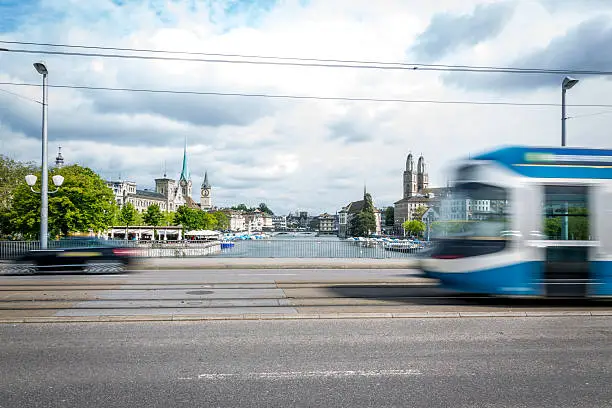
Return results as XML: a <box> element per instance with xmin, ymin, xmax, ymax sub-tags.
<box><xmin>543</xmin><ymin>185</ymin><xmax>589</xmax><ymax>241</ymax></box>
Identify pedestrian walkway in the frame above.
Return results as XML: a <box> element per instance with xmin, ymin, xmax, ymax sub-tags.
<box><xmin>135</xmin><ymin>257</ymin><xmax>421</xmax><ymax>270</ymax></box>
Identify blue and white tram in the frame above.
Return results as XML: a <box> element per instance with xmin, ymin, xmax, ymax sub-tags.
<box><xmin>421</xmin><ymin>146</ymin><xmax>612</xmax><ymax>298</ymax></box>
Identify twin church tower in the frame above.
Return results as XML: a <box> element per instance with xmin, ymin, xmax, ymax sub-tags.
<box><xmin>403</xmin><ymin>153</ymin><xmax>428</xmax><ymax>198</ymax></box>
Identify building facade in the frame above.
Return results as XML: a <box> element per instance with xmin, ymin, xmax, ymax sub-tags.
<box><xmin>338</xmin><ymin>190</ymin><xmax>382</xmax><ymax>238</ymax></box>
<box><xmin>200</xmin><ymin>171</ymin><xmax>212</xmax><ymax>210</ymax></box>
<box><xmin>106</xmin><ymin>141</ymin><xmax>213</xmax><ymax>213</ymax></box>
<box><xmin>317</xmin><ymin>213</ymin><xmax>336</xmax><ymax>235</ymax></box>
<box><xmin>272</xmin><ymin>215</ymin><xmax>287</xmax><ymax>231</ymax></box>
<box><xmin>394</xmin><ymin>153</ymin><xmax>430</xmax><ymax>229</ymax></box>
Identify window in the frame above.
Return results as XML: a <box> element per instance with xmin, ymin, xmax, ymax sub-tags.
<box><xmin>543</xmin><ymin>185</ymin><xmax>589</xmax><ymax>241</ymax></box>
<box><xmin>434</xmin><ymin>182</ymin><xmax>509</xmax><ymax>239</ymax></box>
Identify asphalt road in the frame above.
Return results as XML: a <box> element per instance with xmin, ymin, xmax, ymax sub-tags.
<box><xmin>2</xmin><ymin>268</ymin><xmax>612</xmax><ymax>320</ymax></box>
<box><xmin>1</xmin><ymin>318</ymin><xmax>612</xmax><ymax>407</ymax></box>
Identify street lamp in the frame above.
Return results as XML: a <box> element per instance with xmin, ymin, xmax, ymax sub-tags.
<box><xmin>24</xmin><ymin>173</ymin><xmax>63</xmax><ymax>243</ymax></box>
<box><xmin>34</xmin><ymin>61</ymin><xmax>50</xmax><ymax>248</ymax></box>
<box><xmin>561</xmin><ymin>76</ymin><xmax>579</xmax><ymax>241</ymax></box>
<box><xmin>25</xmin><ymin>174</ymin><xmax>64</xmax><ymax>193</ymax></box>
<box><xmin>561</xmin><ymin>76</ymin><xmax>579</xmax><ymax>147</ymax></box>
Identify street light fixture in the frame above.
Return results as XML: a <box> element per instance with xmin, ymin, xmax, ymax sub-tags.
<box><xmin>24</xmin><ymin>173</ymin><xmax>64</xmax><ymax>193</ymax></box>
<box><xmin>561</xmin><ymin>76</ymin><xmax>579</xmax><ymax>241</ymax></box>
<box><xmin>561</xmin><ymin>76</ymin><xmax>579</xmax><ymax>147</ymax></box>
<box><xmin>33</xmin><ymin>62</ymin><xmax>48</xmax><ymax>75</ymax></box>
<box><xmin>33</xmin><ymin>61</ymin><xmax>50</xmax><ymax>248</ymax></box>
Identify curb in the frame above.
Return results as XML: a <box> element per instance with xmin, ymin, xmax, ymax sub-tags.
<box><xmin>132</xmin><ymin>259</ymin><xmax>421</xmax><ymax>270</ymax></box>
<box><xmin>2</xmin><ymin>310</ymin><xmax>611</xmax><ymax>324</ymax></box>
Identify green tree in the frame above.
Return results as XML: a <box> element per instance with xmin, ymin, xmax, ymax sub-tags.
<box><xmin>202</xmin><ymin>212</ymin><xmax>218</xmax><ymax>230</ymax></box>
<box><xmin>162</xmin><ymin>211</ymin><xmax>175</xmax><ymax>226</ymax></box>
<box><xmin>9</xmin><ymin>164</ymin><xmax>117</xmax><ymax>239</ymax></box>
<box><xmin>143</xmin><ymin>204</ymin><xmax>163</xmax><ymax>226</ymax></box>
<box><xmin>413</xmin><ymin>205</ymin><xmax>428</xmax><ymax>221</ymax></box>
<box><xmin>403</xmin><ymin>220</ymin><xmax>426</xmax><ymax>237</ymax></box>
<box><xmin>116</xmin><ymin>202</ymin><xmax>140</xmax><ymax>238</ymax></box>
<box><xmin>174</xmin><ymin>206</ymin><xmax>205</xmax><ymax>231</ymax></box>
<box><xmin>118</xmin><ymin>202</ymin><xmax>139</xmax><ymax>226</ymax></box>
<box><xmin>212</xmin><ymin>211</ymin><xmax>229</xmax><ymax>230</ymax></box>
<box><xmin>384</xmin><ymin>206</ymin><xmax>394</xmax><ymax>226</ymax></box>
<box><xmin>231</xmin><ymin>203</ymin><xmax>250</xmax><ymax>211</ymax></box>
<box><xmin>258</xmin><ymin>202</ymin><xmax>274</xmax><ymax>215</ymax></box>
<box><xmin>545</xmin><ymin>207</ymin><xmax>589</xmax><ymax>240</ymax></box>
<box><xmin>0</xmin><ymin>155</ymin><xmax>38</xmax><ymax>238</ymax></box>
<box><xmin>544</xmin><ymin>217</ymin><xmax>561</xmax><ymax>239</ymax></box>
<box><xmin>349</xmin><ymin>193</ymin><xmax>377</xmax><ymax>237</ymax></box>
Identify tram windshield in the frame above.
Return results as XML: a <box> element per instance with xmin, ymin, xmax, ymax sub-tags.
<box><xmin>432</xmin><ymin>182</ymin><xmax>510</xmax><ymax>240</ymax></box>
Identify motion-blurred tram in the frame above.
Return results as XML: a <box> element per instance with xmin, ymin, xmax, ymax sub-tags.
<box><xmin>420</xmin><ymin>146</ymin><xmax>612</xmax><ymax>298</ymax></box>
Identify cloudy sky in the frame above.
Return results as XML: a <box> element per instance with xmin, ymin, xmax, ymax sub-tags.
<box><xmin>1</xmin><ymin>0</ymin><xmax>612</xmax><ymax>215</ymax></box>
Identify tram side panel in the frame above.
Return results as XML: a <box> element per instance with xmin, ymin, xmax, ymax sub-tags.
<box><xmin>591</xmin><ymin>182</ymin><xmax>612</xmax><ymax>296</ymax></box>
<box><xmin>514</xmin><ymin>181</ymin><xmax>546</xmax><ymax>296</ymax></box>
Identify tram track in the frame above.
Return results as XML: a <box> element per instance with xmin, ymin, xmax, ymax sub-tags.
<box><xmin>2</xmin><ymin>280</ymin><xmax>612</xmax><ymax>315</ymax></box>
<box><xmin>2</xmin><ymin>268</ymin><xmax>612</xmax><ymax>320</ymax></box>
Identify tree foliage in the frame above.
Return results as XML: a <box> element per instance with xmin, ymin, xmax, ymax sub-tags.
<box><xmin>143</xmin><ymin>204</ymin><xmax>163</xmax><ymax>226</ymax></box>
<box><xmin>9</xmin><ymin>165</ymin><xmax>117</xmax><ymax>239</ymax></box>
<box><xmin>544</xmin><ymin>207</ymin><xmax>589</xmax><ymax>240</ymax></box>
<box><xmin>349</xmin><ymin>193</ymin><xmax>377</xmax><ymax>237</ymax></box>
<box><xmin>384</xmin><ymin>206</ymin><xmax>394</xmax><ymax>226</ymax></box>
<box><xmin>117</xmin><ymin>202</ymin><xmax>139</xmax><ymax>226</ymax></box>
<box><xmin>162</xmin><ymin>211</ymin><xmax>175</xmax><ymax>226</ymax></box>
<box><xmin>212</xmin><ymin>211</ymin><xmax>229</xmax><ymax>230</ymax></box>
<box><xmin>230</xmin><ymin>203</ymin><xmax>274</xmax><ymax>216</ymax></box>
<box><xmin>231</xmin><ymin>203</ymin><xmax>250</xmax><ymax>211</ymax></box>
<box><xmin>403</xmin><ymin>220</ymin><xmax>426</xmax><ymax>237</ymax></box>
<box><xmin>0</xmin><ymin>155</ymin><xmax>38</xmax><ymax>237</ymax></box>
<box><xmin>174</xmin><ymin>206</ymin><xmax>201</xmax><ymax>231</ymax></box>
<box><xmin>174</xmin><ymin>206</ymin><xmax>227</xmax><ymax>231</ymax></box>
<box><xmin>258</xmin><ymin>202</ymin><xmax>274</xmax><ymax>215</ymax></box>
<box><xmin>412</xmin><ymin>205</ymin><xmax>428</xmax><ymax>221</ymax></box>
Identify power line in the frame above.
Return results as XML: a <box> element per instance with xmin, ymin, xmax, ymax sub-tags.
<box><xmin>1</xmin><ymin>81</ymin><xmax>612</xmax><ymax>108</ymax></box>
<box><xmin>0</xmin><ymin>39</ymin><xmax>609</xmax><ymax>76</ymax></box>
<box><xmin>0</xmin><ymin>87</ymin><xmax>41</xmax><ymax>104</ymax></box>
<box><xmin>3</xmin><ymin>47</ymin><xmax>612</xmax><ymax>76</ymax></box>
<box><xmin>567</xmin><ymin>110</ymin><xmax>612</xmax><ymax>119</ymax></box>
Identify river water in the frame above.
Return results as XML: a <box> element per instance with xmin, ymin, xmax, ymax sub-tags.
<box><xmin>213</xmin><ymin>235</ymin><xmax>420</xmax><ymax>258</ymax></box>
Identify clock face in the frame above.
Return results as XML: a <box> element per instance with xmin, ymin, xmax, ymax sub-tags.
<box><xmin>203</xmin><ymin>189</ymin><xmax>210</xmax><ymax>197</ymax></box>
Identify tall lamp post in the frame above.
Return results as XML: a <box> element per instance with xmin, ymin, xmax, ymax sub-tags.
<box><xmin>561</xmin><ymin>76</ymin><xmax>579</xmax><ymax>147</ymax></box>
<box><xmin>561</xmin><ymin>76</ymin><xmax>579</xmax><ymax>240</ymax></box>
<box><xmin>34</xmin><ymin>62</ymin><xmax>50</xmax><ymax>248</ymax></box>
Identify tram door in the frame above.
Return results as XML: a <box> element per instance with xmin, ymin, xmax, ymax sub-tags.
<box><xmin>542</xmin><ymin>185</ymin><xmax>591</xmax><ymax>297</ymax></box>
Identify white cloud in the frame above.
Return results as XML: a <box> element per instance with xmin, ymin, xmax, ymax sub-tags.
<box><xmin>1</xmin><ymin>0</ymin><xmax>611</xmax><ymax>215</ymax></box>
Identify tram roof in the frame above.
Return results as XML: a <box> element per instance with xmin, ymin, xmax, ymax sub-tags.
<box><xmin>470</xmin><ymin>146</ymin><xmax>612</xmax><ymax>179</ymax></box>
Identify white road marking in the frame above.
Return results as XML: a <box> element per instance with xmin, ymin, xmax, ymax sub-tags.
<box><xmin>188</xmin><ymin>369</ymin><xmax>422</xmax><ymax>380</ymax></box>
<box><xmin>237</xmin><ymin>273</ymin><xmax>298</xmax><ymax>276</ymax></box>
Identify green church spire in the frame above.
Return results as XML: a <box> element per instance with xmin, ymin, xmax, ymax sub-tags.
<box><xmin>179</xmin><ymin>137</ymin><xmax>190</xmax><ymax>182</ymax></box>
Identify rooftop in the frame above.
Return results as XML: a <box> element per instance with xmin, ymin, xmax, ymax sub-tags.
<box><xmin>134</xmin><ymin>189</ymin><xmax>166</xmax><ymax>200</ymax></box>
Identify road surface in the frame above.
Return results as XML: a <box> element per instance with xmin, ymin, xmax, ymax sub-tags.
<box><xmin>1</xmin><ymin>318</ymin><xmax>611</xmax><ymax>407</ymax></box>
<box><xmin>1</xmin><ymin>268</ymin><xmax>612</xmax><ymax>320</ymax></box>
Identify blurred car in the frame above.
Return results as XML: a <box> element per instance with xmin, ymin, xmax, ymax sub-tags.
<box><xmin>4</xmin><ymin>238</ymin><xmax>140</xmax><ymax>275</ymax></box>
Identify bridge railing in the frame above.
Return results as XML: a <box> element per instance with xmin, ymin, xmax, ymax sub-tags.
<box><xmin>0</xmin><ymin>238</ymin><xmax>427</xmax><ymax>259</ymax></box>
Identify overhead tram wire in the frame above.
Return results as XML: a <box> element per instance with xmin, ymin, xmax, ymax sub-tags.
<box><xmin>2</xmin><ymin>81</ymin><xmax>612</xmax><ymax>108</ymax></box>
<box><xmin>3</xmin><ymin>47</ymin><xmax>612</xmax><ymax>76</ymax></box>
<box><xmin>0</xmin><ymin>87</ymin><xmax>41</xmax><ymax>104</ymax></box>
<box><xmin>1</xmin><ymin>39</ymin><xmax>611</xmax><ymax>76</ymax></box>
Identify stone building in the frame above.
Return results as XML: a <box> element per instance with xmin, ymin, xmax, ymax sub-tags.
<box><xmin>106</xmin><ymin>141</ymin><xmax>213</xmax><ymax>213</ymax></box>
<box><xmin>338</xmin><ymin>189</ymin><xmax>382</xmax><ymax>238</ymax></box>
<box><xmin>394</xmin><ymin>153</ymin><xmax>430</xmax><ymax>229</ymax></box>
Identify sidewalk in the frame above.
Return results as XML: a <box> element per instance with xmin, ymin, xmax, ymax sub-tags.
<box><xmin>134</xmin><ymin>257</ymin><xmax>421</xmax><ymax>270</ymax></box>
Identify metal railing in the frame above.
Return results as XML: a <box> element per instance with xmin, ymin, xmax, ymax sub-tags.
<box><xmin>214</xmin><ymin>238</ymin><xmax>425</xmax><ymax>258</ymax></box>
<box><xmin>0</xmin><ymin>238</ymin><xmax>426</xmax><ymax>259</ymax></box>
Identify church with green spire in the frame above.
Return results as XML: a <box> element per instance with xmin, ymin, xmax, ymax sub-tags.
<box><xmin>178</xmin><ymin>137</ymin><xmax>193</xmax><ymax>200</ymax></box>
<box><xmin>106</xmin><ymin>139</ymin><xmax>213</xmax><ymax>214</ymax></box>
